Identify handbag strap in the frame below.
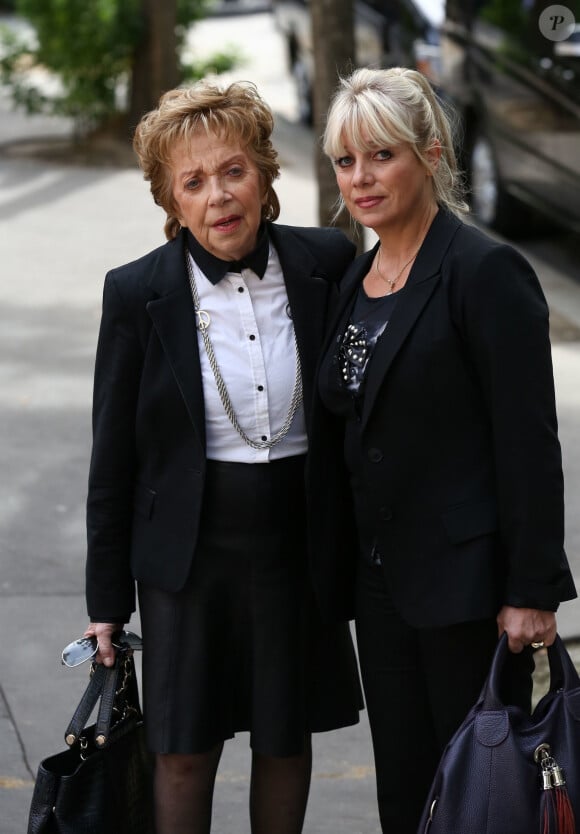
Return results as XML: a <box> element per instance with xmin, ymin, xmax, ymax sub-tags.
<box><xmin>482</xmin><ymin>633</ymin><xmax>580</xmax><ymax>710</ymax></box>
<box><xmin>547</xmin><ymin>635</ymin><xmax>580</xmax><ymax>693</ymax></box>
<box><xmin>64</xmin><ymin>662</ymin><xmax>109</xmax><ymax>746</ymax></box>
<box><xmin>94</xmin><ymin>657</ymin><xmax>126</xmax><ymax>747</ymax></box>
<box><xmin>64</xmin><ymin>650</ymin><xmax>139</xmax><ymax>748</ymax></box>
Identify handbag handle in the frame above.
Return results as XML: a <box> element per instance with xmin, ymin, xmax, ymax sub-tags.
<box><xmin>64</xmin><ymin>649</ymin><xmax>138</xmax><ymax>748</ymax></box>
<box><xmin>64</xmin><ymin>662</ymin><xmax>109</xmax><ymax>746</ymax></box>
<box><xmin>482</xmin><ymin>633</ymin><xmax>580</xmax><ymax>711</ymax></box>
<box><xmin>94</xmin><ymin>657</ymin><xmax>125</xmax><ymax>747</ymax></box>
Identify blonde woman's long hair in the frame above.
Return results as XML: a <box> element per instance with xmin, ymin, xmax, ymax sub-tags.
<box><xmin>323</xmin><ymin>67</ymin><xmax>468</xmax><ymax>219</ymax></box>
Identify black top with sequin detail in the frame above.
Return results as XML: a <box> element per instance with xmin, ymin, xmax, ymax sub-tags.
<box><xmin>320</xmin><ymin>284</ymin><xmax>401</xmax><ymax>567</ymax></box>
<box><xmin>334</xmin><ymin>284</ymin><xmax>399</xmax><ymax>407</ymax></box>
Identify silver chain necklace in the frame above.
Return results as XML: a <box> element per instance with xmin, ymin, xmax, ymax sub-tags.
<box><xmin>185</xmin><ymin>253</ymin><xmax>303</xmax><ymax>450</ymax></box>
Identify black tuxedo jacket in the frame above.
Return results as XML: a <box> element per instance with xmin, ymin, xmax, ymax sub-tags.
<box><xmin>86</xmin><ymin>224</ymin><xmax>357</xmax><ymax>623</ymax></box>
<box><xmin>319</xmin><ymin>209</ymin><xmax>576</xmax><ymax>628</ymax></box>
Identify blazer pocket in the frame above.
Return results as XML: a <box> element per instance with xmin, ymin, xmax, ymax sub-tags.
<box><xmin>133</xmin><ymin>484</ymin><xmax>156</xmax><ymax>519</ymax></box>
<box><xmin>441</xmin><ymin>499</ymin><xmax>498</xmax><ymax>544</ymax></box>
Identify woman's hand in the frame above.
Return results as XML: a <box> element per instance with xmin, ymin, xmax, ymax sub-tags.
<box><xmin>497</xmin><ymin>605</ymin><xmax>557</xmax><ymax>653</ymax></box>
<box><xmin>84</xmin><ymin>621</ymin><xmax>124</xmax><ymax>667</ymax></box>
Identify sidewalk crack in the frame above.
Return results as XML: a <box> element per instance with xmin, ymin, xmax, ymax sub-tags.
<box><xmin>0</xmin><ymin>683</ymin><xmax>35</xmax><ymax>780</ymax></box>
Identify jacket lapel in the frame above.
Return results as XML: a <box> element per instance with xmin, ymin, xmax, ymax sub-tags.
<box><xmin>358</xmin><ymin>211</ymin><xmax>463</xmax><ymax>432</ymax></box>
<box><xmin>269</xmin><ymin>225</ymin><xmax>330</xmax><ymax>423</ymax></box>
<box><xmin>320</xmin><ymin>248</ymin><xmax>376</xmax><ymax>364</ymax></box>
<box><xmin>324</xmin><ymin>209</ymin><xmax>461</xmax><ymax>430</ymax></box>
<box><xmin>359</xmin><ymin>266</ymin><xmax>440</xmax><ymax>431</ymax></box>
<box><xmin>145</xmin><ymin>233</ymin><xmax>206</xmax><ymax>450</ymax></box>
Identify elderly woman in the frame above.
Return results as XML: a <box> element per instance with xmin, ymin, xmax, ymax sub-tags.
<box><xmin>318</xmin><ymin>67</ymin><xmax>577</xmax><ymax>833</ymax></box>
<box><xmin>82</xmin><ymin>80</ymin><xmax>361</xmax><ymax>834</ymax></box>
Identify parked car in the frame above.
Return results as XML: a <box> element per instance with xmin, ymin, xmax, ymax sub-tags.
<box><xmin>272</xmin><ymin>0</ymin><xmax>444</xmax><ymax>124</ymax></box>
<box><xmin>439</xmin><ymin>0</ymin><xmax>580</xmax><ymax>235</ymax></box>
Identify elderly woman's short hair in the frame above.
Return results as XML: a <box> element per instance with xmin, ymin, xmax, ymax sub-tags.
<box><xmin>134</xmin><ymin>80</ymin><xmax>281</xmax><ymax>240</ymax></box>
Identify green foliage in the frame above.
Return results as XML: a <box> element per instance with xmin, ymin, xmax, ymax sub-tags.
<box><xmin>0</xmin><ymin>0</ymin><xmax>237</xmax><ymax>132</ymax></box>
<box><xmin>0</xmin><ymin>25</ymin><xmax>50</xmax><ymax>114</ymax></box>
<box><xmin>479</xmin><ymin>0</ymin><xmax>526</xmax><ymax>37</ymax></box>
<box><xmin>3</xmin><ymin>0</ymin><xmax>144</xmax><ymax>127</ymax></box>
<box><xmin>177</xmin><ymin>0</ymin><xmax>207</xmax><ymax>29</ymax></box>
<box><xmin>183</xmin><ymin>48</ymin><xmax>242</xmax><ymax>81</ymax></box>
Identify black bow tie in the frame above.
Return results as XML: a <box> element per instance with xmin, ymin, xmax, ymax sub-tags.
<box><xmin>186</xmin><ymin>225</ymin><xmax>269</xmax><ymax>285</ymax></box>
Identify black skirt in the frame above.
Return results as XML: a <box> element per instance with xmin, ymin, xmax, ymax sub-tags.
<box><xmin>138</xmin><ymin>456</ymin><xmax>362</xmax><ymax>756</ymax></box>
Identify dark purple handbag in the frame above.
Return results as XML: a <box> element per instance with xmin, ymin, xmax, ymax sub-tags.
<box><xmin>419</xmin><ymin>633</ymin><xmax>579</xmax><ymax>834</ymax></box>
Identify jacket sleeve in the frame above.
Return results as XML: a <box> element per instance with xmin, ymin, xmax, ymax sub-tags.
<box><xmin>86</xmin><ymin>272</ymin><xmax>144</xmax><ymax>621</ymax></box>
<box><xmin>449</xmin><ymin>240</ymin><xmax>576</xmax><ymax>609</ymax></box>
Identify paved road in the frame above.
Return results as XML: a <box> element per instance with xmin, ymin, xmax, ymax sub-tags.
<box><xmin>1</xmin><ymin>9</ymin><xmax>579</xmax><ymax>834</ymax></box>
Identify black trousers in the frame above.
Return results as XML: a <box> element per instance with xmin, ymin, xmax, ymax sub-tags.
<box><xmin>355</xmin><ymin>560</ymin><xmax>533</xmax><ymax>834</ymax></box>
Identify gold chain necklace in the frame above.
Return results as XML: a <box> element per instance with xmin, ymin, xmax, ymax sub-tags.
<box><xmin>375</xmin><ymin>246</ymin><xmax>419</xmax><ymax>295</ymax></box>
<box><xmin>374</xmin><ymin>212</ymin><xmax>433</xmax><ymax>294</ymax></box>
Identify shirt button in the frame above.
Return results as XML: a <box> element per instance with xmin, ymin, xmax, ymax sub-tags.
<box><xmin>367</xmin><ymin>448</ymin><xmax>383</xmax><ymax>463</ymax></box>
<box><xmin>261</xmin><ymin>435</ymin><xmax>267</xmax><ymax>441</ymax></box>
<box><xmin>257</xmin><ymin>385</ymin><xmax>264</xmax><ymax>391</ymax></box>
<box><xmin>379</xmin><ymin>506</ymin><xmax>393</xmax><ymax>521</ymax></box>
<box><xmin>249</xmin><ymin>334</ymin><xmax>256</xmax><ymax>341</ymax></box>
<box><xmin>238</xmin><ymin>287</ymin><xmax>244</xmax><ymax>293</ymax></box>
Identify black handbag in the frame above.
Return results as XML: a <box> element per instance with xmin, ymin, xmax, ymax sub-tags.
<box><xmin>27</xmin><ymin>650</ymin><xmax>154</xmax><ymax>834</ymax></box>
<box><xmin>419</xmin><ymin>633</ymin><xmax>580</xmax><ymax>834</ymax></box>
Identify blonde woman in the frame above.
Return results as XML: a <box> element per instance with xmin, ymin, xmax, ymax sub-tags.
<box><xmin>318</xmin><ymin>67</ymin><xmax>576</xmax><ymax>833</ymax></box>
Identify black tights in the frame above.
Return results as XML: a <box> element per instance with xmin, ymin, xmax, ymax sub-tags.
<box><xmin>154</xmin><ymin>737</ymin><xmax>312</xmax><ymax>834</ymax></box>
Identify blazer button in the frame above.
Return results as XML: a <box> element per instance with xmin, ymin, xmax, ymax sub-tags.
<box><xmin>367</xmin><ymin>447</ymin><xmax>384</xmax><ymax>463</ymax></box>
<box><xmin>379</xmin><ymin>506</ymin><xmax>393</xmax><ymax>521</ymax></box>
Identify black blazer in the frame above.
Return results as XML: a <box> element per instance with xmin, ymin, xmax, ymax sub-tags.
<box><xmin>86</xmin><ymin>224</ymin><xmax>357</xmax><ymax>623</ymax></box>
<box><xmin>319</xmin><ymin>209</ymin><xmax>576</xmax><ymax>628</ymax></box>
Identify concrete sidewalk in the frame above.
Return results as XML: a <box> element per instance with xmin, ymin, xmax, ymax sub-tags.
<box><xmin>1</xmin><ymin>50</ymin><xmax>580</xmax><ymax>834</ymax></box>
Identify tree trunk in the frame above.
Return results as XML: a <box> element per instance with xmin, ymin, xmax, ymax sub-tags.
<box><xmin>311</xmin><ymin>0</ymin><xmax>363</xmax><ymax>249</ymax></box>
<box><xmin>129</xmin><ymin>0</ymin><xmax>181</xmax><ymax>132</ymax></box>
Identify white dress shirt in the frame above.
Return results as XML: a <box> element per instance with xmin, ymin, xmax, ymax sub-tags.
<box><xmin>188</xmin><ymin>245</ymin><xmax>308</xmax><ymax>463</ymax></box>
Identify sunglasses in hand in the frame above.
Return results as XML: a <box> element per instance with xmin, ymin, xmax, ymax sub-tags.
<box><xmin>61</xmin><ymin>630</ymin><xmax>143</xmax><ymax>668</ymax></box>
